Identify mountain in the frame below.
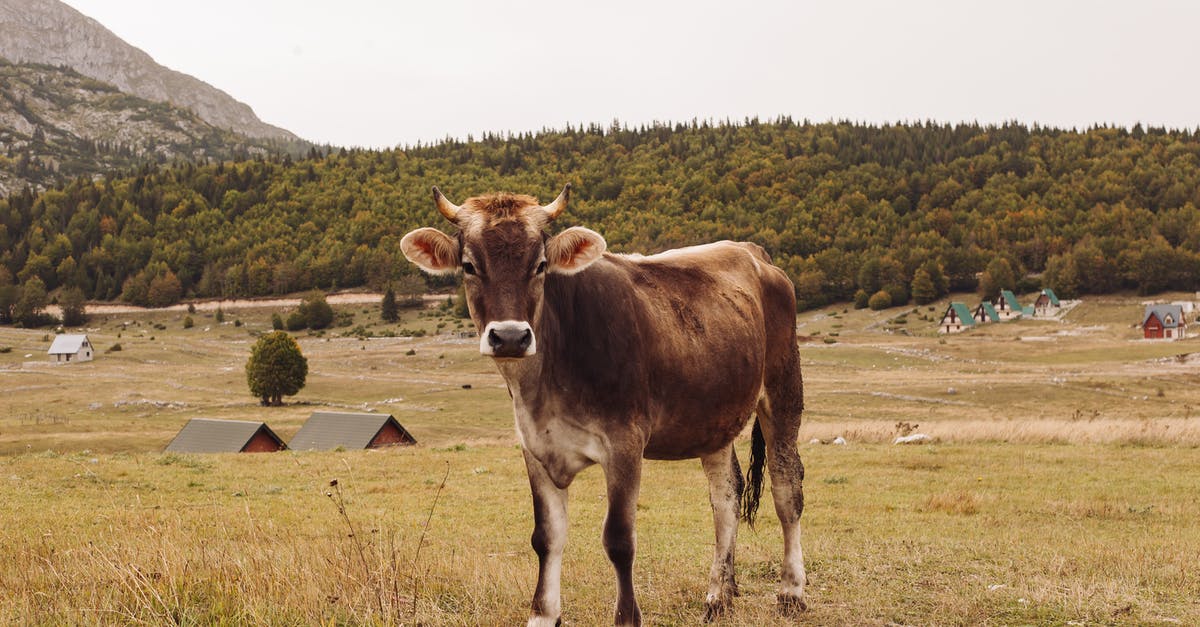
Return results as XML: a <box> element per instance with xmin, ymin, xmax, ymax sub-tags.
<box><xmin>0</xmin><ymin>0</ymin><xmax>297</xmax><ymax>141</ymax></box>
<box><xmin>0</xmin><ymin>60</ymin><xmax>296</xmax><ymax>195</ymax></box>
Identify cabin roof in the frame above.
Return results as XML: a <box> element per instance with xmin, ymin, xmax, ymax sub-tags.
<box><xmin>164</xmin><ymin>418</ymin><xmax>285</xmax><ymax>453</ymax></box>
<box><xmin>289</xmin><ymin>411</ymin><xmax>415</xmax><ymax>451</ymax></box>
<box><xmin>1143</xmin><ymin>304</ymin><xmax>1186</xmax><ymax>328</ymax></box>
<box><xmin>976</xmin><ymin>301</ymin><xmax>1001</xmax><ymax>322</ymax></box>
<box><xmin>1000</xmin><ymin>290</ymin><xmax>1023</xmax><ymax>311</ymax></box>
<box><xmin>945</xmin><ymin>302</ymin><xmax>976</xmax><ymax>326</ymax></box>
<box><xmin>47</xmin><ymin>334</ymin><xmax>89</xmax><ymax>355</ymax></box>
<box><xmin>1041</xmin><ymin>288</ymin><xmax>1060</xmax><ymax>306</ymax></box>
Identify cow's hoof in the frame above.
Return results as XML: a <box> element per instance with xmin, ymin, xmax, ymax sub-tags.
<box><xmin>703</xmin><ymin>598</ymin><xmax>732</xmax><ymax>622</ymax></box>
<box><xmin>525</xmin><ymin>616</ymin><xmax>560</xmax><ymax>627</ymax></box>
<box><xmin>777</xmin><ymin>593</ymin><xmax>808</xmax><ymax>615</ymax></box>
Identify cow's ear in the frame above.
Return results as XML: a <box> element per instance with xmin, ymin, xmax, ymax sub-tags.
<box><xmin>546</xmin><ymin>227</ymin><xmax>606</xmax><ymax>275</ymax></box>
<box><xmin>401</xmin><ymin>228</ymin><xmax>460</xmax><ymax>274</ymax></box>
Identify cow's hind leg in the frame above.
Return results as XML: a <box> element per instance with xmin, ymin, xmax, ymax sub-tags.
<box><xmin>523</xmin><ymin>448</ymin><xmax>569</xmax><ymax>627</ymax></box>
<box><xmin>701</xmin><ymin>444</ymin><xmax>743</xmax><ymax>621</ymax></box>
<box><xmin>758</xmin><ymin>360</ymin><xmax>807</xmax><ymax>614</ymax></box>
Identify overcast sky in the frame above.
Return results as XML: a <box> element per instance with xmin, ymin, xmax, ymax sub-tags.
<box><xmin>62</xmin><ymin>0</ymin><xmax>1200</xmax><ymax>149</ymax></box>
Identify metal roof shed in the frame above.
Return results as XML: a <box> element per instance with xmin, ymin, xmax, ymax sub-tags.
<box><xmin>289</xmin><ymin>411</ymin><xmax>417</xmax><ymax>451</ymax></box>
<box><xmin>48</xmin><ymin>334</ymin><xmax>94</xmax><ymax>363</ymax></box>
<box><xmin>164</xmin><ymin>418</ymin><xmax>286</xmax><ymax>453</ymax></box>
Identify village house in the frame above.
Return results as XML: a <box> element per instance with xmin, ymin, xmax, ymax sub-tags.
<box><xmin>1142</xmin><ymin>304</ymin><xmax>1187</xmax><ymax>340</ymax></box>
<box><xmin>1034</xmin><ymin>288</ymin><xmax>1061</xmax><ymax>316</ymax></box>
<box><xmin>994</xmin><ymin>290</ymin><xmax>1031</xmax><ymax>320</ymax></box>
<box><xmin>938</xmin><ymin>302</ymin><xmax>976</xmax><ymax>334</ymax></box>
<box><xmin>288</xmin><ymin>411</ymin><xmax>417</xmax><ymax>451</ymax></box>
<box><xmin>164</xmin><ymin>418</ymin><xmax>287</xmax><ymax>453</ymax></box>
<box><xmin>974</xmin><ymin>301</ymin><xmax>1001</xmax><ymax>324</ymax></box>
<box><xmin>47</xmin><ymin>334</ymin><xmax>94</xmax><ymax>363</ymax></box>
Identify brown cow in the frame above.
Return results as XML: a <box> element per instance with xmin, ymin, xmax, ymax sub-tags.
<box><xmin>401</xmin><ymin>185</ymin><xmax>807</xmax><ymax>626</ymax></box>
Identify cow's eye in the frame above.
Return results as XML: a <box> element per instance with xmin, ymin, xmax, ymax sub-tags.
<box><xmin>535</xmin><ymin>261</ymin><xmax>547</xmax><ymax>275</ymax></box>
<box><xmin>462</xmin><ymin>262</ymin><xmax>476</xmax><ymax>276</ymax></box>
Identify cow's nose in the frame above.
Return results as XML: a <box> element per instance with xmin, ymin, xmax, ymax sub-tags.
<box><xmin>482</xmin><ymin>321</ymin><xmax>536</xmax><ymax>357</ymax></box>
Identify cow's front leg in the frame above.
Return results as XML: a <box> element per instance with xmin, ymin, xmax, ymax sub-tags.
<box><xmin>602</xmin><ymin>451</ymin><xmax>643</xmax><ymax>626</ymax></box>
<box><xmin>523</xmin><ymin>448</ymin><xmax>569</xmax><ymax>627</ymax></box>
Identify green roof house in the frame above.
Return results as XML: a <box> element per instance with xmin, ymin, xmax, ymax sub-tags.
<box><xmin>995</xmin><ymin>290</ymin><xmax>1025</xmax><ymax>320</ymax></box>
<box><xmin>938</xmin><ymin>302</ymin><xmax>976</xmax><ymax>334</ymax></box>
<box><xmin>974</xmin><ymin>301</ymin><xmax>1001</xmax><ymax>323</ymax></box>
<box><xmin>1034</xmin><ymin>288</ymin><xmax>1061</xmax><ymax>316</ymax></box>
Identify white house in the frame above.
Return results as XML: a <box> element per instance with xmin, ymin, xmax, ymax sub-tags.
<box><xmin>47</xmin><ymin>334</ymin><xmax>94</xmax><ymax>363</ymax></box>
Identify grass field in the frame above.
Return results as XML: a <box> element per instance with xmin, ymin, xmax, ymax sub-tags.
<box><xmin>1</xmin><ymin>291</ymin><xmax>1198</xmax><ymax>624</ymax></box>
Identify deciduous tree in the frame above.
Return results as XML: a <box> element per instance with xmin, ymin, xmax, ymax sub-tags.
<box><xmin>245</xmin><ymin>331</ymin><xmax>308</xmax><ymax>407</ymax></box>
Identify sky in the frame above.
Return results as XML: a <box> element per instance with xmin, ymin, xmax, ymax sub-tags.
<box><xmin>62</xmin><ymin>0</ymin><xmax>1200</xmax><ymax>149</ymax></box>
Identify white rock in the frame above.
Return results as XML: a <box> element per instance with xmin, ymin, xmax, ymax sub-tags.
<box><xmin>894</xmin><ymin>433</ymin><xmax>932</xmax><ymax>445</ymax></box>
<box><xmin>831</xmin><ymin>436</ymin><xmax>847</xmax><ymax>445</ymax></box>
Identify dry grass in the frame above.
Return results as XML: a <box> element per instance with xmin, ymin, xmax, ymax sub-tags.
<box><xmin>1</xmin><ymin>292</ymin><xmax>1199</xmax><ymax>624</ymax></box>
<box><xmin>2</xmin><ymin>443</ymin><xmax>1197</xmax><ymax>625</ymax></box>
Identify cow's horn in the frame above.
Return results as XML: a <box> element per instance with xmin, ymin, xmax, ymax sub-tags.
<box><xmin>541</xmin><ymin>184</ymin><xmax>571</xmax><ymax>221</ymax></box>
<box><xmin>432</xmin><ymin>186</ymin><xmax>460</xmax><ymax>223</ymax></box>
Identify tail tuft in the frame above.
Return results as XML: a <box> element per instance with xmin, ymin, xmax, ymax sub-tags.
<box><xmin>741</xmin><ymin>420</ymin><xmax>766</xmax><ymax>526</ymax></box>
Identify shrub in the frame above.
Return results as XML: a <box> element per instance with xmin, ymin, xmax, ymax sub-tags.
<box><xmin>853</xmin><ymin>289</ymin><xmax>870</xmax><ymax>310</ymax></box>
<box><xmin>183</xmin><ymin>316</ymin><xmax>194</xmax><ymax>329</ymax></box>
<box><xmin>868</xmin><ymin>290</ymin><xmax>892</xmax><ymax>311</ymax></box>
<box><xmin>285</xmin><ymin>311</ymin><xmax>306</xmax><ymax>331</ymax></box>
<box><xmin>271</xmin><ymin>313</ymin><xmax>284</xmax><ymax>330</ymax></box>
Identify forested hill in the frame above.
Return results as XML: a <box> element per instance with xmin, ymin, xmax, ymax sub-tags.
<box><xmin>2</xmin><ymin>119</ymin><xmax>1199</xmax><ymax>319</ymax></box>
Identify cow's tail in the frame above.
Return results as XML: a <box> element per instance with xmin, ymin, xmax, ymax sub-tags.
<box><xmin>741</xmin><ymin>419</ymin><xmax>766</xmax><ymax>526</ymax></box>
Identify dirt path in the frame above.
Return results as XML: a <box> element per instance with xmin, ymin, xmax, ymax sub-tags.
<box><xmin>47</xmin><ymin>292</ymin><xmax>449</xmax><ymax>317</ymax></box>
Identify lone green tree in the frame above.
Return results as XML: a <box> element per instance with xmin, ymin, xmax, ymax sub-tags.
<box><xmin>59</xmin><ymin>286</ymin><xmax>88</xmax><ymax>326</ymax></box>
<box><xmin>381</xmin><ymin>286</ymin><xmax>399</xmax><ymax>322</ymax></box>
<box><xmin>245</xmin><ymin>331</ymin><xmax>308</xmax><ymax>406</ymax></box>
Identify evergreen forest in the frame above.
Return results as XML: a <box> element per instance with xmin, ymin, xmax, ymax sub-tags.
<box><xmin>2</xmin><ymin>119</ymin><xmax>1200</xmax><ymax>325</ymax></box>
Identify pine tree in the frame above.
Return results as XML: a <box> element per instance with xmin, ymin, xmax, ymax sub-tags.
<box><xmin>381</xmin><ymin>286</ymin><xmax>399</xmax><ymax>322</ymax></box>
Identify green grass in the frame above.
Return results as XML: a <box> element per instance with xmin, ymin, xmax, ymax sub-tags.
<box><xmin>1</xmin><ymin>292</ymin><xmax>1198</xmax><ymax>624</ymax></box>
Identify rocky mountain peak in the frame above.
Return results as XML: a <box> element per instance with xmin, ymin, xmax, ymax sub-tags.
<box><xmin>0</xmin><ymin>0</ymin><xmax>298</xmax><ymax>141</ymax></box>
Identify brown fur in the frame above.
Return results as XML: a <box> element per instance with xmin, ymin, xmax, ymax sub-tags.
<box><xmin>404</xmin><ymin>190</ymin><xmax>807</xmax><ymax>625</ymax></box>
<box><xmin>462</xmin><ymin>193</ymin><xmax>541</xmax><ymax>221</ymax></box>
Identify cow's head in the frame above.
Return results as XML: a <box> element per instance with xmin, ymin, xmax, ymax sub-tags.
<box><xmin>400</xmin><ymin>185</ymin><xmax>606</xmax><ymax>359</ymax></box>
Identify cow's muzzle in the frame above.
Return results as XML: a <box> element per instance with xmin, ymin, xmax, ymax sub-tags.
<box><xmin>480</xmin><ymin>320</ymin><xmax>536</xmax><ymax>358</ymax></box>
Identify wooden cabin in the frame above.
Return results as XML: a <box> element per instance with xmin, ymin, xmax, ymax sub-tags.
<box><xmin>1034</xmin><ymin>288</ymin><xmax>1061</xmax><ymax>316</ymax></box>
<box><xmin>164</xmin><ymin>419</ymin><xmax>286</xmax><ymax>453</ymax></box>
<box><xmin>938</xmin><ymin>302</ymin><xmax>976</xmax><ymax>334</ymax></box>
<box><xmin>994</xmin><ymin>290</ymin><xmax>1026</xmax><ymax>320</ymax></box>
<box><xmin>288</xmin><ymin>411</ymin><xmax>417</xmax><ymax>451</ymax></box>
<box><xmin>974</xmin><ymin>301</ymin><xmax>1001</xmax><ymax>324</ymax></box>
